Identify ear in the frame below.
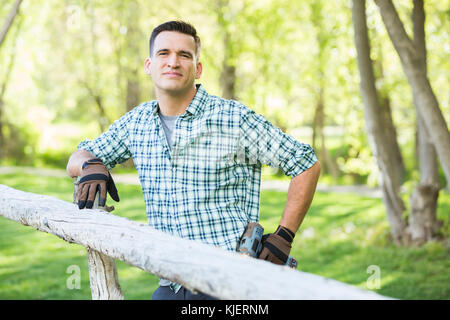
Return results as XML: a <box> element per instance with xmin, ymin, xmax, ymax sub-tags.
<box><xmin>144</xmin><ymin>57</ymin><xmax>152</xmax><ymax>75</ymax></box>
<box><xmin>195</xmin><ymin>61</ymin><xmax>203</xmax><ymax>79</ymax></box>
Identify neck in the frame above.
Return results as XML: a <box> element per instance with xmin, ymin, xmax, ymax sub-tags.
<box><xmin>156</xmin><ymin>85</ymin><xmax>197</xmax><ymax>116</ymax></box>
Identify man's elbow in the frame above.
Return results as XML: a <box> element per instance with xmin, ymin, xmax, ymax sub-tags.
<box><xmin>66</xmin><ymin>149</ymin><xmax>95</xmax><ymax>178</ymax></box>
<box><xmin>66</xmin><ymin>153</ymin><xmax>78</xmax><ymax>178</ymax></box>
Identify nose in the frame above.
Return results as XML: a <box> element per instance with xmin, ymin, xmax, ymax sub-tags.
<box><xmin>167</xmin><ymin>53</ymin><xmax>180</xmax><ymax>68</ymax></box>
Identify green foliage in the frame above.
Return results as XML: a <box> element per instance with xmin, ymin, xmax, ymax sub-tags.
<box><xmin>34</xmin><ymin>150</ymin><xmax>72</xmax><ymax>169</ymax></box>
<box><xmin>1</xmin><ymin>122</ymin><xmax>39</xmax><ymax>166</ymax></box>
<box><xmin>0</xmin><ymin>0</ymin><xmax>448</xmax><ymax>186</ymax></box>
<box><xmin>0</xmin><ymin>172</ymin><xmax>449</xmax><ymax>299</ymax></box>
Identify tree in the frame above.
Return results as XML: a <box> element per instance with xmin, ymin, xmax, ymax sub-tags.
<box><xmin>215</xmin><ymin>0</ymin><xmax>238</xmax><ymax>100</ymax></box>
<box><xmin>352</xmin><ymin>0</ymin><xmax>409</xmax><ymax>245</ymax></box>
<box><xmin>0</xmin><ymin>0</ymin><xmax>23</xmax><ymax>48</ymax></box>
<box><xmin>372</xmin><ymin>45</ymin><xmax>406</xmax><ymax>186</ymax></box>
<box><xmin>0</xmin><ymin>0</ymin><xmax>23</xmax><ymax>160</ymax></box>
<box><xmin>310</xmin><ymin>0</ymin><xmax>340</xmax><ymax>181</ymax></box>
<box><xmin>354</xmin><ymin>0</ymin><xmax>445</xmax><ymax>246</ymax></box>
<box><xmin>407</xmin><ymin>0</ymin><xmax>442</xmax><ymax>245</ymax></box>
<box><xmin>374</xmin><ymin>0</ymin><xmax>450</xmax><ymax>184</ymax></box>
<box><xmin>122</xmin><ymin>0</ymin><xmax>142</xmax><ymax>112</ymax></box>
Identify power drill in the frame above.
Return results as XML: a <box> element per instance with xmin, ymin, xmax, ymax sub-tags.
<box><xmin>237</xmin><ymin>222</ymin><xmax>298</xmax><ymax>269</ymax></box>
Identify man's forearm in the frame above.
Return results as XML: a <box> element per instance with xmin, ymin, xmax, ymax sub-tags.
<box><xmin>279</xmin><ymin>161</ymin><xmax>320</xmax><ymax>233</ymax></box>
<box><xmin>66</xmin><ymin>149</ymin><xmax>96</xmax><ymax>178</ymax></box>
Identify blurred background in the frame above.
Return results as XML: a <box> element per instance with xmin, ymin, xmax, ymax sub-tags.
<box><xmin>0</xmin><ymin>0</ymin><xmax>447</xmax><ymax>182</ymax></box>
<box><xmin>0</xmin><ymin>0</ymin><xmax>449</xmax><ymax>299</ymax></box>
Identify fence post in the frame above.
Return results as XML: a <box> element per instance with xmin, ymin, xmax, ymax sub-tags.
<box><xmin>86</xmin><ymin>247</ymin><xmax>124</xmax><ymax>300</ymax></box>
<box><xmin>73</xmin><ymin>179</ymin><xmax>124</xmax><ymax>300</ymax></box>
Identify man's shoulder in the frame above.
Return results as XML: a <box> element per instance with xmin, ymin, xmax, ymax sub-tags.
<box><xmin>128</xmin><ymin>100</ymin><xmax>157</xmax><ymax>116</ymax></box>
<box><xmin>117</xmin><ymin>101</ymin><xmax>157</xmax><ymax>123</ymax></box>
<box><xmin>205</xmin><ymin>93</ymin><xmax>249</xmax><ymax>116</ymax></box>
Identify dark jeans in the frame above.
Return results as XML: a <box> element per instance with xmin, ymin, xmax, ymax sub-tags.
<box><xmin>152</xmin><ymin>286</ymin><xmax>218</xmax><ymax>300</ymax></box>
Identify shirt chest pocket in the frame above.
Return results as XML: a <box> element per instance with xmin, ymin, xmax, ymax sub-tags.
<box><xmin>130</xmin><ymin>131</ymin><xmax>163</xmax><ymax>168</ymax></box>
<box><xmin>184</xmin><ymin>127</ymin><xmax>238</xmax><ymax>168</ymax></box>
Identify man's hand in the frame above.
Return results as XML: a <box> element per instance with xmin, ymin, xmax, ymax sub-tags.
<box><xmin>76</xmin><ymin>158</ymin><xmax>119</xmax><ymax>209</ymax></box>
<box><xmin>258</xmin><ymin>225</ymin><xmax>295</xmax><ymax>265</ymax></box>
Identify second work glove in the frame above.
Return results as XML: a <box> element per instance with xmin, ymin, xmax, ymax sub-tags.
<box><xmin>77</xmin><ymin>158</ymin><xmax>119</xmax><ymax>209</ymax></box>
<box><xmin>258</xmin><ymin>225</ymin><xmax>295</xmax><ymax>265</ymax></box>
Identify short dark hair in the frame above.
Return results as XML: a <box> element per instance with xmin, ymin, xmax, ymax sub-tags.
<box><xmin>149</xmin><ymin>20</ymin><xmax>201</xmax><ymax>59</ymax></box>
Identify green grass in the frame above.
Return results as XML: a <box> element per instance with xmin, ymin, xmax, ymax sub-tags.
<box><xmin>0</xmin><ymin>172</ymin><xmax>449</xmax><ymax>300</ymax></box>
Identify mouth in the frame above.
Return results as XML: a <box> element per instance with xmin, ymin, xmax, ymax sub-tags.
<box><xmin>163</xmin><ymin>71</ymin><xmax>182</xmax><ymax>78</ymax></box>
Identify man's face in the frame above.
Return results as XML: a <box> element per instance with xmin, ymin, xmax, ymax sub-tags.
<box><xmin>145</xmin><ymin>31</ymin><xmax>202</xmax><ymax>96</ymax></box>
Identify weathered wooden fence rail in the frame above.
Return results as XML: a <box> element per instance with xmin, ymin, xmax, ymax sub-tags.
<box><xmin>0</xmin><ymin>184</ymin><xmax>392</xmax><ymax>300</ymax></box>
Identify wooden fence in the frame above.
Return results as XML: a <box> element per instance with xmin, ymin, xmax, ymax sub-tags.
<box><xmin>0</xmin><ymin>184</ymin><xmax>392</xmax><ymax>300</ymax></box>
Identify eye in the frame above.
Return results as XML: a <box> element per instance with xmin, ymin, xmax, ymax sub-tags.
<box><xmin>180</xmin><ymin>53</ymin><xmax>192</xmax><ymax>59</ymax></box>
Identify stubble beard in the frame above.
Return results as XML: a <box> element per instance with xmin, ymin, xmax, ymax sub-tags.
<box><xmin>155</xmin><ymin>76</ymin><xmax>196</xmax><ymax>98</ymax></box>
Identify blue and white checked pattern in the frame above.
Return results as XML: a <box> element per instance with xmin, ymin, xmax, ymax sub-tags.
<box><xmin>78</xmin><ymin>85</ymin><xmax>318</xmax><ymax>251</ymax></box>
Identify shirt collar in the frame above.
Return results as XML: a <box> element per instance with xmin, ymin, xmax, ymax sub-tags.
<box><xmin>184</xmin><ymin>84</ymin><xmax>208</xmax><ymax>117</ymax></box>
<box><xmin>151</xmin><ymin>84</ymin><xmax>208</xmax><ymax>118</ymax></box>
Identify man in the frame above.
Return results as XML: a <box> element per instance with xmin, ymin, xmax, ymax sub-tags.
<box><xmin>66</xmin><ymin>20</ymin><xmax>320</xmax><ymax>300</ymax></box>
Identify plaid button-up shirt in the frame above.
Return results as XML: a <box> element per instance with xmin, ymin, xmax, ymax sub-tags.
<box><xmin>78</xmin><ymin>84</ymin><xmax>317</xmax><ymax>252</ymax></box>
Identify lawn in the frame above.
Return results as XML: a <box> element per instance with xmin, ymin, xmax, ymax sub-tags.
<box><xmin>0</xmin><ymin>172</ymin><xmax>449</xmax><ymax>300</ymax></box>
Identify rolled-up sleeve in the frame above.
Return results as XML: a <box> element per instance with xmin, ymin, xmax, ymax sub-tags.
<box><xmin>77</xmin><ymin>112</ymin><xmax>133</xmax><ymax>171</ymax></box>
<box><xmin>238</xmin><ymin>105</ymin><xmax>318</xmax><ymax>178</ymax></box>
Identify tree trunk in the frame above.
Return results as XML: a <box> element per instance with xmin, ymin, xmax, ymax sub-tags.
<box><xmin>0</xmin><ymin>99</ymin><xmax>3</xmax><ymax>159</ymax></box>
<box><xmin>0</xmin><ymin>0</ymin><xmax>23</xmax><ymax>48</ymax></box>
<box><xmin>408</xmin><ymin>0</ymin><xmax>442</xmax><ymax>245</ymax></box>
<box><xmin>375</xmin><ymin>0</ymin><xmax>450</xmax><ymax>184</ymax></box>
<box><xmin>409</xmin><ymin>117</ymin><xmax>442</xmax><ymax>245</ymax></box>
<box><xmin>0</xmin><ymin>11</ymin><xmax>22</xmax><ymax>160</ymax></box>
<box><xmin>379</xmin><ymin>95</ymin><xmax>405</xmax><ymax>185</ymax></box>
<box><xmin>310</xmin><ymin>0</ymin><xmax>339</xmax><ymax>181</ymax></box>
<box><xmin>313</xmin><ymin>88</ymin><xmax>339</xmax><ymax>180</ymax></box>
<box><xmin>81</xmin><ymin>81</ymin><xmax>109</xmax><ymax>133</ymax></box>
<box><xmin>94</xmin><ymin>95</ymin><xmax>109</xmax><ymax>133</ymax></box>
<box><xmin>84</xmin><ymin>3</ymin><xmax>109</xmax><ymax>134</ymax></box>
<box><xmin>352</xmin><ymin>0</ymin><xmax>409</xmax><ymax>245</ymax></box>
<box><xmin>216</xmin><ymin>0</ymin><xmax>237</xmax><ymax>100</ymax></box>
<box><xmin>126</xmin><ymin>67</ymin><xmax>140</xmax><ymax>112</ymax></box>
<box><xmin>125</xmin><ymin>1</ymin><xmax>141</xmax><ymax>112</ymax></box>
<box><xmin>373</xmin><ymin>51</ymin><xmax>406</xmax><ymax>185</ymax></box>
<box><xmin>221</xmin><ymin>62</ymin><xmax>236</xmax><ymax>100</ymax></box>
<box><xmin>220</xmin><ymin>33</ymin><xmax>237</xmax><ymax>100</ymax></box>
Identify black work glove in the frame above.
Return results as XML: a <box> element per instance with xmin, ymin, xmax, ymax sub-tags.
<box><xmin>77</xmin><ymin>158</ymin><xmax>119</xmax><ymax>209</ymax></box>
<box><xmin>258</xmin><ymin>225</ymin><xmax>295</xmax><ymax>265</ymax></box>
